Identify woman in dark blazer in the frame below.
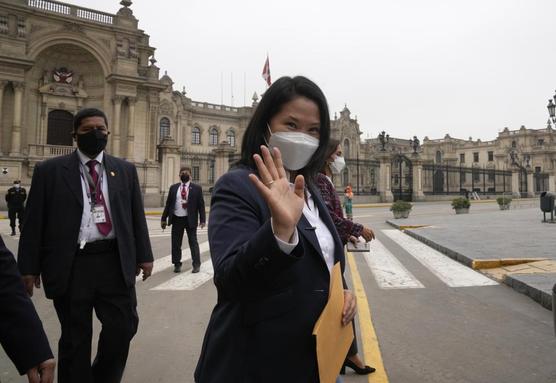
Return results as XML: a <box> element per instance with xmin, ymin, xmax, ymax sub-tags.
<box><xmin>194</xmin><ymin>76</ymin><xmax>357</xmax><ymax>383</ymax></box>
<box><xmin>315</xmin><ymin>139</ymin><xmax>376</xmax><ymax>375</ymax></box>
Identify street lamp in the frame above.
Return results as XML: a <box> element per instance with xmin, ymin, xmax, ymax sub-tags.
<box><xmin>547</xmin><ymin>92</ymin><xmax>556</xmax><ymax>123</ymax></box>
<box><xmin>409</xmin><ymin>136</ymin><xmax>420</xmax><ymax>154</ymax></box>
<box><xmin>378</xmin><ymin>131</ymin><xmax>389</xmax><ymax>151</ymax></box>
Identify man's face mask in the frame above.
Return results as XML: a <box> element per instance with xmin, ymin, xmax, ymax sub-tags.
<box><xmin>266</xmin><ymin>124</ymin><xmax>319</xmax><ymax>171</ymax></box>
<box><xmin>76</xmin><ymin>129</ymin><xmax>108</xmax><ymax>157</ymax></box>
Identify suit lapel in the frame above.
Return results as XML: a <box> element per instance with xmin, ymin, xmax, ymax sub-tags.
<box><xmin>103</xmin><ymin>154</ymin><xmax>122</xmax><ymax>212</ymax></box>
<box><xmin>63</xmin><ymin>151</ymin><xmax>83</xmax><ymax>208</ymax></box>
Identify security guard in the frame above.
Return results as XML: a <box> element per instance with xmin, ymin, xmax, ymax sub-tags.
<box><xmin>5</xmin><ymin>180</ymin><xmax>26</xmax><ymax>236</ymax></box>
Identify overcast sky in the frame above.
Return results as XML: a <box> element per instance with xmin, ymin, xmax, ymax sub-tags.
<box><xmin>72</xmin><ymin>0</ymin><xmax>556</xmax><ymax>141</ymax></box>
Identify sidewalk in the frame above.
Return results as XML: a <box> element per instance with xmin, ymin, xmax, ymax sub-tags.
<box><xmin>387</xmin><ymin>206</ymin><xmax>556</xmax><ymax>311</ymax></box>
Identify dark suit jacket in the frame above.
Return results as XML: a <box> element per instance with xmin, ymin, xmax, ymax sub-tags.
<box><xmin>0</xmin><ymin>235</ymin><xmax>53</xmax><ymax>375</ymax></box>
<box><xmin>161</xmin><ymin>182</ymin><xmax>206</xmax><ymax>228</ymax></box>
<box><xmin>17</xmin><ymin>151</ymin><xmax>154</xmax><ymax>299</ymax></box>
<box><xmin>194</xmin><ymin>165</ymin><xmax>345</xmax><ymax>383</ymax></box>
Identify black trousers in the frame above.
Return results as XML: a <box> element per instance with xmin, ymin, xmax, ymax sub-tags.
<box><xmin>53</xmin><ymin>245</ymin><xmax>138</xmax><ymax>383</ymax></box>
<box><xmin>171</xmin><ymin>215</ymin><xmax>201</xmax><ymax>268</ymax></box>
<box><xmin>8</xmin><ymin>207</ymin><xmax>23</xmax><ymax>230</ymax></box>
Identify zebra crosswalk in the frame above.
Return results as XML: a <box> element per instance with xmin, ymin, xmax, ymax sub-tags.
<box><xmin>143</xmin><ymin>230</ymin><xmax>498</xmax><ymax>292</ymax></box>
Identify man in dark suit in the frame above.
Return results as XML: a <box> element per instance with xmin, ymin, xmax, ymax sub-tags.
<box><xmin>5</xmin><ymin>180</ymin><xmax>27</xmax><ymax>236</ymax></box>
<box><xmin>0</xmin><ymin>235</ymin><xmax>55</xmax><ymax>383</ymax></box>
<box><xmin>161</xmin><ymin>167</ymin><xmax>206</xmax><ymax>273</ymax></box>
<box><xmin>18</xmin><ymin>108</ymin><xmax>154</xmax><ymax>383</ymax></box>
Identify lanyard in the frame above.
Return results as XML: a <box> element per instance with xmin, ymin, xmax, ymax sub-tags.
<box><xmin>79</xmin><ymin>161</ymin><xmax>104</xmax><ymax>208</ymax></box>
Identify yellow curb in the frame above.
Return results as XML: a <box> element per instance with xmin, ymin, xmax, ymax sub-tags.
<box><xmin>397</xmin><ymin>225</ymin><xmax>430</xmax><ymax>230</ymax></box>
<box><xmin>145</xmin><ymin>211</ymin><xmax>163</xmax><ymax>216</ymax></box>
<box><xmin>347</xmin><ymin>252</ymin><xmax>389</xmax><ymax>383</ymax></box>
<box><xmin>472</xmin><ymin>258</ymin><xmax>549</xmax><ymax>270</ymax></box>
<box><xmin>0</xmin><ymin>215</ymin><xmax>7</xmax><ymax>220</ymax></box>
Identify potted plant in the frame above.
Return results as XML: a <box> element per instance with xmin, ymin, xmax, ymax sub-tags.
<box><xmin>390</xmin><ymin>200</ymin><xmax>413</xmax><ymax>219</ymax></box>
<box><xmin>452</xmin><ymin>197</ymin><xmax>470</xmax><ymax>214</ymax></box>
<box><xmin>496</xmin><ymin>196</ymin><xmax>512</xmax><ymax>210</ymax></box>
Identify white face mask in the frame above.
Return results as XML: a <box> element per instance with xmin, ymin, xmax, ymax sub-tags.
<box><xmin>330</xmin><ymin>156</ymin><xmax>345</xmax><ymax>174</ymax></box>
<box><xmin>267</xmin><ymin>125</ymin><xmax>319</xmax><ymax>171</ymax></box>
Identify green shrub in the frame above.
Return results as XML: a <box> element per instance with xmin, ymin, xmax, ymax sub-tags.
<box><xmin>496</xmin><ymin>196</ymin><xmax>512</xmax><ymax>205</ymax></box>
<box><xmin>390</xmin><ymin>200</ymin><xmax>413</xmax><ymax>212</ymax></box>
<box><xmin>451</xmin><ymin>197</ymin><xmax>470</xmax><ymax>209</ymax></box>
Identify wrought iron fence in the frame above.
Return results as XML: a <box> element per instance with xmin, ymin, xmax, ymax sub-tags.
<box><xmin>422</xmin><ymin>164</ymin><xmax>512</xmax><ymax>195</ymax></box>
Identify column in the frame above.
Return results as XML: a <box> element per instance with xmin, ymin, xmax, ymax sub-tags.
<box><xmin>112</xmin><ymin>96</ymin><xmax>123</xmax><ymax>157</ymax></box>
<box><xmin>511</xmin><ymin>169</ymin><xmax>521</xmax><ymax>198</ymax></box>
<box><xmin>0</xmin><ymin>81</ymin><xmax>7</xmax><ymax>155</ymax></box>
<box><xmin>126</xmin><ymin>97</ymin><xmax>136</xmax><ymax>161</ymax></box>
<box><xmin>213</xmin><ymin>143</ymin><xmax>234</xmax><ymax>182</ymax></box>
<box><xmin>411</xmin><ymin>157</ymin><xmax>426</xmax><ymax>201</ymax></box>
<box><xmin>549</xmin><ymin>175</ymin><xmax>555</xmax><ymax>192</ymax></box>
<box><xmin>10</xmin><ymin>82</ymin><xmax>24</xmax><ymax>156</ymax></box>
<box><xmin>376</xmin><ymin>153</ymin><xmax>393</xmax><ymax>202</ymax></box>
<box><xmin>526</xmin><ymin>171</ymin><xmax>535</xmax><ymax>198</ymax></box>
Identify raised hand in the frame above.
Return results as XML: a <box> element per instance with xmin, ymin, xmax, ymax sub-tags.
<box><xmin>249</xmin><ymin>146</ymin><xmax>305</xmax><ymax>242</ymax></box>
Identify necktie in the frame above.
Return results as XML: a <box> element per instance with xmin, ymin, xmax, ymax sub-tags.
<box><xmin>86</xmin><ymin>160</ymin><xmax>112</xmax><ymax>236</ymax></box>
<box><xmin>181</xmin><ymin>183</ymin><xmax>188</xmax><ymax>209</ymax></box>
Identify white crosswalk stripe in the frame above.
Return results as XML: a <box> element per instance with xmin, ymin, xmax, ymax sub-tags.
<box><xmin>137</xmin><ymin>241</ymin><xmax>210</xmax><ymax>282</ymax></box>
<box><xmin>151</xmin><ymin>260</ymin><xmax>214</xmax><ymax>291</ymax></box>
<box><xmin>381</xmin><ymin>230</ymin><xmax>498</xmax><ymax>287</ymax></box>
<box><xmin>364</xmin><ymin>239</ymin><xmax>424</xmax><ymax>289</ymax></box>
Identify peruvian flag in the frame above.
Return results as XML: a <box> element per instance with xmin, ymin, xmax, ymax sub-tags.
<box><xmin>262</xmin><ymin>55</ymin><xmax>271</xmax><ymax>87</ymax></box>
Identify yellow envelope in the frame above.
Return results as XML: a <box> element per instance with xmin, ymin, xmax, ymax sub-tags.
<box><xmin>313</xmin><ymin>262</ymin><xmax>354</xmax><ymax>383</ymax></box>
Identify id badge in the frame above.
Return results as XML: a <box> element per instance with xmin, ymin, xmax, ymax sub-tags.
<box><xmin>92</xmin><ymin>205</ymin><xmax>107</xmax><ymax>223</ymax></box>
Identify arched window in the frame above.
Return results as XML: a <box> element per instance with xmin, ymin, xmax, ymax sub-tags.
<box><xmin>436</xmin><ymin>150</ymin><xmax>442</xmax><ymax>163</ymax></box>
<box><xmin>344</xmin><ymin>139</ymin><xmax>350</xmax><ymax>158</ymax></box>
<box><xmin>227</xmin><ymin>130</ymin><xmax>236</xmax><ymax>146</ymax></box>
<box><xmin>159</xmin><ymin>117</ymin><xmax>171</xmax><ymax>141</ymax></box>
<box><xmin>209</xmin><ymin>127</ymin><xmax>219</xmax><ymax>146</ymax></box>
<box><xmin>511</xmin><ymin>140</ymin><xmax>517</xmax><ymax>148</ymax></box>
<box><xmin>192</xmin><ymin>126</ymin><xmax>201</xmax><ymax>145</ymax></box>
<box><xmin>47</xmin><ymin>110</ymin><xmax>74</xmax><ymax>146</ymax></box>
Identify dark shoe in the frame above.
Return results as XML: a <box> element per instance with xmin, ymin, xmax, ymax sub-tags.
<box><xmin>173</xmin><ymin>264</ymin><xmax>182</xmax><ymax>273</ymax></box>
<box><xmin>192</xmin><ymin>266</ymin><xmax>200</xmax><ymax>273</ymax></box>
<box><xmin>340</xmin><ymin>359</ymin><xmax>375</xmax><ymax>375</ymax></box>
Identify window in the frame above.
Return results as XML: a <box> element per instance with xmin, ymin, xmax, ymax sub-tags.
<box><xmin>538</xmin><ymin>139</ymin><xmax>545</xmax><ymax>146</ymax></box>
<box><xmin>435</xmin><ymin>151</ymin><xmax>442</xmax><ymax>163</ymax></box>
<box><xmin>535</xmin><ymin>166</ymin><xmax>542</xmax><ymax>173</ymax></box>
<box><xmin>192</xmin><ymin>166</ymin><xmax>200</xmax><ymax>181</ymax></box>
<box><xmin>488</xmin><ymin>170</ymin><xmax>495</xmax><ymax>182</ymax></box>
<box><xmin>344</xmin><ymin>139</ymin><xmax>350</xmax><ymax>158</ymax></box>
<box><xmin>473</xmin><ymin>169</ymin><xmax>480</xmax><ymax>182</ymax></box>
<box><xmin>209</xmin><ymin>127</ymin><xmax>219</xmax><ymax>146</ymax></box>
<box><xmin>473</xmin><ymin>152</ymin><xmax>479</xmax><ymax>163</ymax></box>
<box><xmin>227</xmin><ymin>130</ymin><xmax>236</xmax><ymax>146</ymax></box>
<box><xmin>192</xmin><ymin>127</ymin><xmax>201</xmax><ymax>145</ymax></box>
<box><xmin>460</xmin><ymin>153</ymin><xmax>465</xmax><ymax>163</ymax></box>
<box><xmin>209</xmin><ymin>160</ymin><xmax>215</xmax><ymax>183</ymax></box>
<box><xmin>159</xmin><ymin>117</ymin><xmax>171</xmax><ymax>141</ymax></box>
<box><xmin>47</xmin><ymin>110</ymin><xmax>74</xmax><ymax>146</ymax></box>
<box><xmin>488</xmin><ymin>151</ymin><xmax>494</xmax><ymax>162</ymax></box>
<box><xmin>511</xmin><ymin>140</ymin><xmax>517</xmax><ymax>148</ymax></box>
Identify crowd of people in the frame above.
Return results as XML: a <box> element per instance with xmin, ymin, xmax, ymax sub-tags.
<box><xmin>1</xmin><ymin>76</ymin><xmax>377</xmax><ymax>383</ymax></box>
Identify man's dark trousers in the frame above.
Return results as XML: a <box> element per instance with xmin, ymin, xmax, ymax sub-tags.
<box><xmin>53</xmin><ymin>243</ymin><xmax>138</xmax><ymax>383</ymax></box>
<box><xmin>171</xmin><ymin>215</ymin><xmax>200</xmax><ymax>268</ymax></box>
<box><xmin>8</xmin><ymin>207</ymin><xmax>23</xmax><ymax>231</ymax></box>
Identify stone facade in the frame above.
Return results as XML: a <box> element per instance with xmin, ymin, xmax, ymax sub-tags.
<box><xmin>1</xmin><ymin>0</ymin><xmax>555</xmax><ymax>209</ymax></box>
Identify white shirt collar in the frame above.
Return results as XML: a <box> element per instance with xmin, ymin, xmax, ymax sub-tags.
<box><xmin>77</xmin><ymin>149</ymin><xmax>104</xmax><ymax>166</ymax></box>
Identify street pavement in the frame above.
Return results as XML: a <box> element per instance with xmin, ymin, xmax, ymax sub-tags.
<box><xmin>387</xmin><ymin>202</ymin><xmax>556</xmax><ymax>310</ymax></box>
<box><xmin>0</xmin><ymin>202</ymin><xmax>555</xmax><ymax>382</ymax></box>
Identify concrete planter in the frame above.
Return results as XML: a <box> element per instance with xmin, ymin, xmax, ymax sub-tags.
<box><xmin>498</xmin><ymin>204</ymin><xmax>511</xmax><ymax>210</ymax></box>
<box><xmin>455</xmin><ymin>207</ymin><xmax>470</xmax><ymax>214</ymax></box>
<box><xmin>393</xmin><ymin>210</ymin><xmax>410</xmax><ymax>219</ymax></box>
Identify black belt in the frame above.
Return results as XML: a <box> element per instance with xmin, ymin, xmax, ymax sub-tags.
<box><xmin>78</xmin><ymin>239</ymin><xmax>117</xmax><ymax>254</ymax></box>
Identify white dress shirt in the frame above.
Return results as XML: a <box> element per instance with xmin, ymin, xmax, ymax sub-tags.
<box><xmin>77</xmin><ymin>150</ymin><xmax>115</xmax><ymax>244</ymax></box>
<box><xmin>173</xmin><ymin>181</ymin><xmax>190</xmax><ymax>217</ymax></box>
<box><xmin>273</xmin><ymin>189</ymin><xmax>336</xmax><ymax>273</ymax></box>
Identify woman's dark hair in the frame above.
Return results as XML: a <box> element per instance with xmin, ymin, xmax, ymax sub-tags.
<box><xmin>239</xmin><ymin>76</ymin><xmax>331</xmax><ymax>181</ymax></box>
<box><xmin>323</xmin><ymin>138</ymin><xmax>341</xmax><ymax>169</ymax></box>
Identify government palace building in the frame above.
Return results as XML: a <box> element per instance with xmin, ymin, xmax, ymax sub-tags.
<box><xmin>1</xmin><ymin>0</ymin><xmax>556</xmax><ymax>208</ymax></box>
